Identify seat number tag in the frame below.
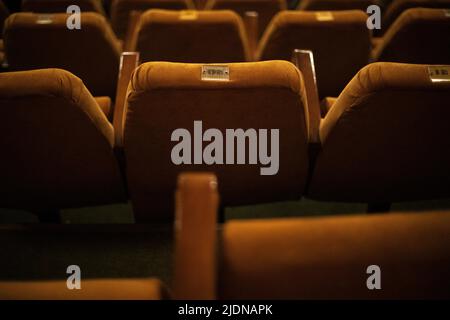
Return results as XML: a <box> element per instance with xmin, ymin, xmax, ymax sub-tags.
<box><xmin>316</xmin><ymin>12</ymin><xmax>334</xmax><ymax>21</ymax></box>
<box><xmin>428</xmin><ymin>66</ymin><xmax>450</xmax><ymax>82</ymax></box>
<box><xmin>201</xmin><ymin>66</ymin><xmax>230</xmax><ymax>81</ymax></box>
<box><xmin>36</xmin><ymin>14</ymin><xmax>54</xmax><ymax>24</ymax></box>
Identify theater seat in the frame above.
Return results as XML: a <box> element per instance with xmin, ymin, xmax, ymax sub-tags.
<box><xmin>0</xmin><ymin>69</ymin><xmax>126</xmax><ymax>220</ymax></box>
<box><xmin>21</xmin><ymin>0</ymin><xmax>106</xmax><ymax>14</ymax></box>
<box><xmin>205</xmin><ymin>0</ymin><xmax>286</xmax><ymax>38</ymax></box>
<box><xmin>298</xmin><ymin>0</ymin><xmax>380</xmax><ymax>10</ymax></box>
<box><xmin>122</xmin><ymin>61</ymin><xmax>310</xmax><ymax>221</ymax></box>
<box><xmin>173</xmin><ymin>173</ymin><xmax>450</xmax><ymax>299</ymax></box>
<box><xmin>3</xmin><ymin>12</ymin><xmax>121</xmax><ymax>98</ymax></box>
<box><xmin>220</xmin><ymin>212</ymin><xmax>450</xmax><ymax>299</ymax></box>
<box><xmin>258</xmin><ymin>10</ymin><xmax>370</xmax><ymax>98</ymax></box>
<box><xmin>381</xmin><ymin>0</ymin><xmax>450</xmax><ymax>35</ymax></box>
<box><xmin>308</xmin><ymin>62</ymin><xmax>450</xmax><ymax>205</ymax></box>
<box><xmin>373</xmin><ymin>8</ymin><xmax>450</xmax><ymax>64</ymax></box>
<box><xmin>111</xmin><ymin>0</ymin><xmax>194</xmax><ymax>40</ymax></box>
<box><xmin>0</xmin><ymin>278</ymin><xmax>169</xmax><ymax>300</ymax></box>
<box><xmin>132</xmin><ymin>10</ymin><xmax>251</xmax><ymax>63</ymax></box>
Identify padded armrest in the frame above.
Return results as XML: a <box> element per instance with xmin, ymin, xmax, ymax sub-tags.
<box><xmin>173</xmin><ymin>173</ymin><xmax>219</xmax><ymax>300</ymax></box>
<box><xmin>0</xmin><ymin>278</ymin><xmax>170</xmax><ymax>300</ymax></box>
<box><xmin>320</xmin><ymin>97</ymin><xmax>338</xmax><ymax>118</ymax></box>
<box><xmin>94</xmin><ymin>96</ymin><xmax>112</xmax><ymax>120</ymax></box>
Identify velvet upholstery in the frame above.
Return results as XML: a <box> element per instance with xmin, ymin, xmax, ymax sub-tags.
<box><xmin>123</xmin><ymin>61</ymin><xmax>309</xmax><ymax>221</ymax></box>
<box><xmin>373</xmin><ymin>8</ymin><xmax>450</xmax><ymax>64</ymax></box>
<box><xmin>0</xmin><ymin>278</ymin><xmax>169</xmax><ymax>300</ymax></box>
<box><xmin>258</xmin><ymin>10</ymin><xmax>370</xmax><ymax>97</ymax></box>
<box><xmin>111</xmin><ymin>0</ymin><xmax>194</xmax><ymax>39</ymax></box>
<box><xmin>220</xmin><ymin>211</ymin><xmax>450</xmax><ymax>299</ymax></box>
<box><xmin>21</xmin><ymin>0</ymin><xmax>106</xmax><ymax>15</ymax></box>
<box><xmin>298</xmin><ymin>0</ymin><xmax>380</xmax><ymax>10</ymax></box>
<box><xmin>0</xmin><ymin>69</ymin><xmax>125</xmax><ymax>211</ymax></box>
<box><xmin>3</xmin><ymin>12</ymin><xmax>121</xmax><ymax>98</ymax></box>
<box><xmin>308</xmin><ymin>62</ymin><xmax>450</xmax><ymax>202</ymax></box>
<box><xmin>381</xmin><ymin>0</ymin><xmax>450</xmax><ymax>35</ymax></box>
<box><xmin>133</xmin><ymin>9</ymin><xmax>251</xmax><ymax>63</ymax></box>
<box><xmin>205</xmin><ymin>0</ymin><xmax>286</xmax><ymax>38</ymax></box>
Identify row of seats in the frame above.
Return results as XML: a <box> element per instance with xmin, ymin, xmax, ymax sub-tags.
<box><xmin>1</xmin><ymin>60</ymin><xmax>449</xmax><ymax>221</ymax></box>
<box><xmin>15</xmin><ymin>0</ymin><xmax>450</xmax><ymax>37</ymax></box>
<box><xmin>3</xmin><ymin>8</ymin><xmax>449</xmax><ymax>98</ymax></box>
<box><xmin>1</xmin><ymin>174</ymin><xmax>450</xmax><ymax>299</ymax></box>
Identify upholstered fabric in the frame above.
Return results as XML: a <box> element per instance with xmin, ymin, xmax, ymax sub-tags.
<box><xmin>0</xmin><ymin>278</ymin><xmax>169</xmax><ymax>300</ymax></box>
<box><xmin>94</xmin><ymin>96</ymin><xmax>112</xmax><ymax>119</ymax></box>
<box><xmin>21</xmin><ymin>0</ymin><xmax>106</xmax><ymax>15</ymax></box>
<box><xmin>373</xmin><ymin>8</ymin><xmax>450</xmax><ymax>64</ymax></box>
<box><xmin>308</xmin><ymin>62</ymin><xmax>450</xmax><ymax>202</ymax></box>
<box><xmin>381</xmin><ymin>0</ymin><xmax>450</xmax><ymax>35</ymax></box>
<box><xmin>123</xmin><ymin>61</ymin><xmax>309</xmax><ymax>221</ymax></box>
<box><xmin>299</xmin><ymin>0</ymin><xmax>380</xmax><ymax>10</ymax></box>
<box><xmin>111</xmin><ymin>0</ymin><xmax>194</xmax><ymax>39</ymax></box>
<box><xmin>205</xmin><ymin>0</ymin><xmax>286</xmax><ymax>38</ymax></box>
<box><xmin>319</xmin><ymin>96</ymin><xmax>337</xmax><ymax>117</ymax></box>
<box><xmin>220</xmin><ymin>211</ymin><xmax>450</xmax><ymax>299</ymax></box>
<box><xmin>133</xmin><ymin>9</ymin><xmax>251</xmax><ymax>63</ymax></box>
<box><xmin>3</xmin><ymin>12</ymin><xmax>121</xmax><ymax>98</ymax></box>
<box><xmin>258</xmin><ymin>10</ymin><xmax>370</xmax><ymax>98</ymax></box>
<box><xmin>0</xmin><ymin>69</ymin><xmax>125</xmax><ymax>211</ymax></box>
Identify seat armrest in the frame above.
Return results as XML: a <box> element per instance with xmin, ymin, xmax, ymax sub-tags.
<box><xmin>113</xmin><ymin>52</ymin><xmax>140</xmax><ymax>148</ymax></box>
<box><xmin>243</xmin><ymin>11</ymin><xmax>259</xmax><ymax>61</ymax></box>
<box><xmin>292</xmin><ymin>49</ymin><xmax>321</xmax><ymax>144</ymax></box>
<box><xmin>173</xmin><ymin>173</ymin><xmax>219</xmax><ymax>300</ymax></box>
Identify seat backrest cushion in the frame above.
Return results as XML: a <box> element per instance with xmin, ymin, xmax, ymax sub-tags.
<box><xmin>0</xmin><ymin>69</ymin><xmax>125</xmax><ymax>211</ymax></box>
<box><xmin>123</xmin><ymin>61</ymin><xmax>309</xmax><ymax>221</ymax></box>
<box><xmin>258</xmin><ymin>10</ymin><xmax>370</xmax><ymax>98</ymax></box>
<box><xmin>220</xmin><ymin>211</ymin><xmax>450</xmax><ymax>299</ymax></box>
<box><xmin>308</xmin><ymin>62</ymin><xmax>450</xmax><ymax>202</ymax></box>
<box><xmin>374</xmin><ymin>8</ymin><xmax>450</xmax><ymax>64</ymax></box>
<box><xmin>4</xmin><ymin>12</ymin><xmax>120</xmax><ymax>97</ymax></box>
<box><xmin>111</xmin><ymin>0</ymin><xmax>194</xmax><ymax>39</ymax></box>
<box><xmin>135</xmin><ymin>9</ymin><xmax>250</xmax><ymax>63</ymax></box>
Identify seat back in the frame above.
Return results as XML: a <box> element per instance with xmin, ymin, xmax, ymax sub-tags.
<box><xmin>374</xmin><ymin>8</ymin><xmax>450</xmax><ymax>64</ymax></box>
<box><xmin>4</xmin><ymin>12</ymin><xmax>121</xmax><ymax>97</ymax></box>
<box><xmin>21</xmin><ymin>0</ymin><xmax>105</xmax><ymax>14</ymax></box>
<box><xmin>381</xmin><ymin>0</ymin><xmax>450</xmax><ymax>35</ymax></box>
<box><xmin>205</xmin><ymin>0</ymin><xmax>286</xmax><ymax>38</ymax></box>
<box><xmin>134</xmin><ymin>10</ymin><xmax>250</xmax><ymax>63</ymax></box>
<box><xmin>0</xmin><ymin>69</ymin><xmax>125</xmax><ymax>212</ymax></box>
<box><xmin>220</xmin><ymin>211</ymin><xmax>450</xmax><ymax>299</ymax></box>
<box><xmin>111</xmin><ymin>0</ymin><xmax>194</xmax><ymax>39</ymax></box>
<box><xmin>308</xmin><ymin>62</ymin><xmax>450</xmax><ymax>203</ymax></box>
<box><xmin>123</xmin><ymin>61</ymin><xmax>310</xmax><ymax>221</ymax></box>
<box><xmin>258</xmin><ymin>10</ymin><xmax>370</xmax><ymax>98</ymax></box>
<box><xmin>299</xmin><ymin>0</ymin><xmax>380</xmax><ymax>10</ymax></box>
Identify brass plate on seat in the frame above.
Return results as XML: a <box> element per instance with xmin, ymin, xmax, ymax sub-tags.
<box><xmin>201</xmin><ymin>65</ymin><xmax>230</xmax><ymax>81</ymax></box>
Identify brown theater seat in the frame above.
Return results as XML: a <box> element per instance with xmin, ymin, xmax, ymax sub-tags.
<box><xmin>258</xmin><ymin>10</ymin><xmax>371</xmax><ymax>98</ymax></box>
<box><xmin>308</xmin><ymin>62</ymin><xmax>450</xmax><ymax>206</ymax></box>
<box><xmin>132</xmin><ymin>10</ymin><xmax>251</xmax><ymax>63</ymax></box>
<box><xmin>298</xmin><ymin>0</ymin><xmax>380</xmax><ymax>10</ymax></box>
<box><xmin>21</xmin><ymin>0</ymin><xmax>106</xmax><ymax>14</ymax></box>
<box><xmin>373</xmin><ymin>8</ymin><xmax>450</xmax><ymax>64</ymax></box>
<box><xmin>4</xmin><ymin>12</ymin><xmax>121</xmax><ymax>98</ymax></box>
<box><xmin>0</xmin><ymin>278</ymin><xmax>169</xmax><ymax>300</ymax></box>
<box><xmin>381</xmin><ymin>0</ymin><xmax>450</xmax><ymax>35</ymax></box>
<box><xmin>205</xmin><ymin>0</ymin><xmax>286</xmax><ymax>38</ymax></box>
<box><xmin>123</xmin><ymin>61</ymin><xmax>310</xmax><ymax>221</ymax></box>
<box><xmin>0</xmin><ymin>69</ymin><xmax>126</xmax><ymax>219</ymax></box>
<box><xmin>111</xmin><ymin>0</ymin><xmax>194</xmax><ymax>40</ymax></box>
<box><xmin>174</xmin><ymin>173</ymin><xmax>450</xmax><ymax>299</ymax></box>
